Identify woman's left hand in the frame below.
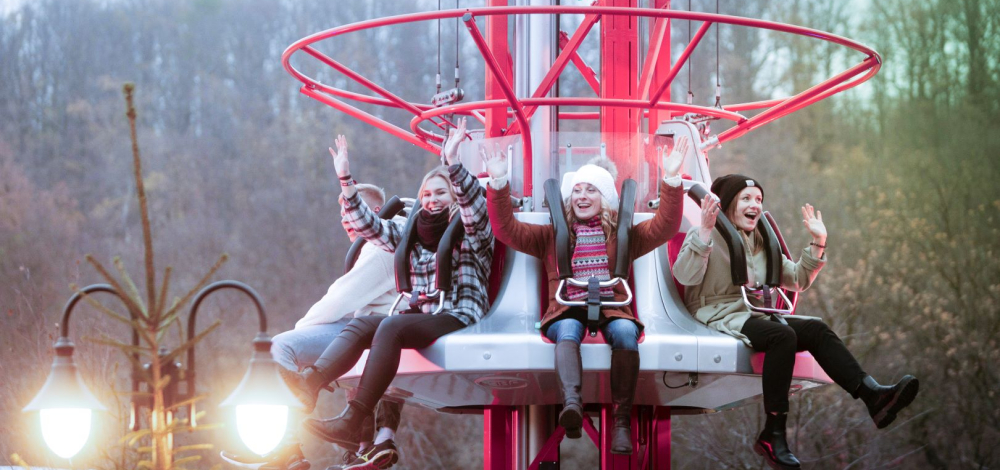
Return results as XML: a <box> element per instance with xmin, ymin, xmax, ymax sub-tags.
<box><xmin>442</xmin><ymin>117</ymin><xmax>467</xmax><ymax>166</ymax></box>
<box><xmin>801</xmin><ymin>204</ymin><xmax>827</xmax><ymax>244</ymax></box>
<box><xmin>662</xmin><ymin>135</ymin><xmax>689</xmax><ymax>178</ymax></box>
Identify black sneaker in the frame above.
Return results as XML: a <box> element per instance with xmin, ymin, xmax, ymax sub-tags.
<box><xmin>325</xmin><ymin>440</ymin><xmax>399</xmax><ymax>470</ymax></box>
<box><xmin>220</xmin><ymin>442</ymin><xmax>311</xmax><ymax>470</ymax></box>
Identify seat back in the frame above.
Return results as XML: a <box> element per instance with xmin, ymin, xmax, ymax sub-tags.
<box><xmin>686</xmin><ymin>183</ymin><xmax>748</xmax><ymax>286</ymax></box>
<box><xmin>394</xmin><ymin>206</ymin><xmax>464</xmax><ymax>294</ymax></box>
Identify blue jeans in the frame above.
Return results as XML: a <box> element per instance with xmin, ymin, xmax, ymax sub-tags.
<box><xmin>545</xmin><ymin>317</ymin><xmax>640</xmax><ymax>350</ymax></box>
<box><xmin>271</xmin><ymin>319</ymin><xmax>352</xmax><ymax>373</ymax></box>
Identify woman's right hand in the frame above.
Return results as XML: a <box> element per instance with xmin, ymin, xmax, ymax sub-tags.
<box><xmin>482</xmin><ymin>144</ymin><xmax>508</xmax><ymax>180</ymax></box>
<box><xmin>699</xmin><ymin>192</ymin><xmax>720</xmax><ymax>242</ymax></box>
<box><xmin>329</xmin><ymin>134</ymin><xmax>350</xmax><ymax>179</ymax></box>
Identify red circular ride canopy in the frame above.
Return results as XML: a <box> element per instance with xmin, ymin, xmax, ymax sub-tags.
<box><xmin>282</xmin><ymin>5</ymin><xmax>880</xmax><ymax>166</ymax></box>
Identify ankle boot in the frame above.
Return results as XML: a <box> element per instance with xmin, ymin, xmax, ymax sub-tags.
<box><xmin>555</xmin><ymin>341</ymin><xmax>584</xmax><ymax>439</ymax></box>
<box><xmin>609</xmin><ymin>349</ymin><xmax>639</xmax><ymax>455</ymax></box>
<box><xmin>278</xmin><ymin>366</ymin><xmax>330</xmax><ymax>414</ymax></box>
<box><xmin>753</xmin><ymin>412</ymin><xmax>800</xmax><ymax>469</ymax></box>
<box><xmin>856</xmin><ymin>375</ymin><xmax>919</xmax><ymax>429</ymax></box>
<box><xmin>303</xmin><ymin>400</ymin><xmax>374</xmax><ymax>448</ymax></box>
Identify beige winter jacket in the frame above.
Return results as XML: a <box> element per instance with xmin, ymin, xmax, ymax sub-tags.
<box><xmin>672</xmin><ymin>226</ymin><xmax>826</xmax><ymax>347</ymax></box>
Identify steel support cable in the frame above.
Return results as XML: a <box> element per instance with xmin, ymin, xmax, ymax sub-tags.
<box><xmin>437</xmin><ymin>0</ymin><xmax>443</xmax><ymax>94</ymax></box>
<box><xmin>687</xmin><ymin>0</ymin><xmax>693</xmax><ymax>105</ymax></box>
<box><xmin>715</xmin><ymin>0</ymin><xmax>721</xmax><ymax>108</ymax></box>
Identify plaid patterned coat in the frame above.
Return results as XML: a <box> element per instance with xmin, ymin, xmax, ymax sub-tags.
<box><xmin>342</xmin><ymin>164</ymin><xmax>494</xmax><ymax>326</ymax></box>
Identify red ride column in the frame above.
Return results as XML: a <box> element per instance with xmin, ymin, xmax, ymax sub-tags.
<box><xmin>600</xmin><ymin>0</ymin><xmax>640</xmax><ymax>185</ymax></box>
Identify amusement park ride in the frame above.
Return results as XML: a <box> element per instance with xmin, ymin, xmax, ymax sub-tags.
<box><xmin>282</xmin><ymin>2</ymin><xmax>881</xmax><ymax>469</ymax></box>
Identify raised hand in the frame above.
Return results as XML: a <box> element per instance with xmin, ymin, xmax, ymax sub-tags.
<box><xmin>699</xmin><ymin>191</ymin><xmax>721</xmax><ymax>243</ymax></box>
<box><xmin>801</xmin><ymin>204</ymin><xmax>826</xmax><ymax>243</ymax></box>
<box><xmin>442</xmin><ymin>117</ymin><xmax>467</xmax><ymax>166</ymax></box>
<box><xmin>662</xmin><ymin>135</ymin><xmax>690</xmax><ymax>178</ymax></box>
<box><xmin>481</xmin><ymin>144</ymin><xmax>508</xmax><ymax>179</ymax></box>
<box><xmin>329</xmin><ymin>134</ymin><xmax>350</xmax><ymax>179</ymax></box>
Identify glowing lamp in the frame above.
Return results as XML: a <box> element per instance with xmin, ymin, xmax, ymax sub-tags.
<box><xmin>219</xmin><ymin>333</ymin><xmax>303</xmax><ymax>456</ymax></box>
<box><xmin>23</xmin><ymin>337</ymin><xmax>107</xmax><ymax>459</ymax></box>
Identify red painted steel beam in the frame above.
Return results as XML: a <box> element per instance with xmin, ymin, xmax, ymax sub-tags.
<box><xmin>485</xmin><ymin>0</ymin><xmax>513</xmax><ymax>139</ymax></box>
<box><xmin>601</xmin><ymin>0</ymin><xmax>641</xmax><ymax>184</ymax></box>
<box><xmin>716</xmin><ymin>56</ymin><xmax>877</xmax><ymax>144</ymax></box>
<box><xmin>506</xmin><ymin>12</ymin><xmax>601</xmax><ymax>137</ymax></box>
<box><xmin>637</xmin><ymin>14</ymin><xmax>670</xmax><ymax>101</ymax></box>
<box><xmin>412</xmin><ymin>97</ymin><xmax>745</xmax><ymax>138</ymax></box>
<box><xmin>301</xmin><ymin>46</ymin><xmax>452</xmax><ymax>135</ymax></box>
<box><xmin>560</xmin><ymin>32</ymin><xmax>602</xmax><ymax>96</ymax></box>
<box><xmin>463</xmin><ymin>12</ymin><xmax>534</xmax><ymax>196</ymax></box>
<box><xmin>527</xmin><ymin>426</ymin><xmax>566</xmax><ymax>470</ymax></box>
<box><xmin>484</xmin><ymin>406</ymin><xmax>517</xmax><ymax>470</ymax></box>
<box><xmin>648</xmin><ymin>20</ymin><xmax>713</xmax><ymax>106</ymax></box>
<box><xmin>300</xmin><ymin>85</ymin><xmax>439</xmax><ymax>154</ymax></box>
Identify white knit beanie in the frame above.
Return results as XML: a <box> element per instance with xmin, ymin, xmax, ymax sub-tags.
<box><xmin>561</xmin><ymin>164</ymin><xmax>619</xmax><ymax>209</ymax></box>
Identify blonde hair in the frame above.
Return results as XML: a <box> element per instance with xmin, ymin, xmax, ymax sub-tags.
<box><xmin>418</xmin><ymin>166</ymin><xmax>459</xmax><ymax>220</ymax></box>
<box><xmin>563</xmin><ymin>194</ymin><xmax>618</xmax><ymax>248</ymax></box>
<box><xmin>355</xmin><ymin>183</ymin><xmax>386</xmax><ymax>208</ymax></box>
<box><xmin>725</xmin><ymin>203</ymin><xmax>764</xmax><ymax>255</ymax></box>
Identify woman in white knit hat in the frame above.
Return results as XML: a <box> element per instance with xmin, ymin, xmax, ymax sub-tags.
<box><xmin>484</xmin><ymin>137</ymin><xmax>688</xmax><ymax>454</ymax></box>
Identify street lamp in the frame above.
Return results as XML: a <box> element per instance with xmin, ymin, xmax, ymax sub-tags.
<box><xmin>23</xmin><ymin>280</ymin><xmax>302</xmax><ymax>460</ymax></box>
<box><xmin>186</xmin><ymin>281</ymin><xmax>303</xmax><ymax>456</ymax></box>
<box><xmin>22</xmin><ymin>285</ymin><xmax>117</xmax><ymax>459</ymax></box>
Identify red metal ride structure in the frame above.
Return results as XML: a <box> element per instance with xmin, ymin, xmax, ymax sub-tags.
<box><xmin>283</xmin><ymin>2</ymin><xmax>880</xmax><ymax>469</ymax></box>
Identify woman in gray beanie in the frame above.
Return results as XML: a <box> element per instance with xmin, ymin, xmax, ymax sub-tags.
<box><xmin>673</xmin><ymin>174</ymin><xmax>919</xmax><ymax>470</ymax></box>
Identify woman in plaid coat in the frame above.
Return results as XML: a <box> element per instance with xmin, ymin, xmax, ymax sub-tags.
<box><xmin>288</xmin><ymin>118</ymin><xmax>494</xmax><ymax>453</ymax></box>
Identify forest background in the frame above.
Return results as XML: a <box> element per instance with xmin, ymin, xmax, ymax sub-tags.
<box><xmin>1</xmin><ymin>0</ymin><xmax>997</xmax><ymax>468</ymax></box>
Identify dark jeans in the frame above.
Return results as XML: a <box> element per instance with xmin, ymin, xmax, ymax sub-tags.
<box><xmin>741</xmin><ymin>317</ymin><xmax>867</xmax><ymax>413</ymax></box>
<box><xmin>313</xmin><ymin>313</ymin><xmax>466</xmax><ymax>412</ymax></box>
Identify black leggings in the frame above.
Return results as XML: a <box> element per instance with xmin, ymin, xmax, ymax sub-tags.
<box><xmin>313</xmin><ymin>314</ymin><xmax>466</xmax><ymax>412</ymax></box>
<box><xmin>741</xmin><ymin>317</ymin><xmax>867</xmax><ymax>413</ymax></box>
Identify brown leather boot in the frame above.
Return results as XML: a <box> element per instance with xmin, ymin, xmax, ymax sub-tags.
<box><xmin>303</xmin><ymin>400</ymin><xmax>374</xmax><ymax>449</ymax></box>
<box><xmin>555</xmin><ymin>341</ymin><xmax>584</xmax><ymax>439</ymax></box>
<box><xmin>610</xmin><ymin>349</ymin><xmax>638</xmax><ymax>455</ymax></box>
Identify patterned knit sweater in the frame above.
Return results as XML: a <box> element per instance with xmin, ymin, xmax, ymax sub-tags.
<box><xmin>567</xmin><ymin>218</ymin><xmax>614</xmax><ymax>300</ymax></box>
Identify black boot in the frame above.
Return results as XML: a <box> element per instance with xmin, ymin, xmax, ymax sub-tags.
<box><xmin>278</xmin><ymin>366</ymin><xmax>330</xmax><ymax>414</ymax></box>
<box><xmin>610</xmin><ymin>349</ymin><xmax>639</xmax><ymax>455</ymax></box>
<box><xmin>856</xmin><ymin>375</ymin><xmax>919</xmax><ymax>429</ymax></box>
<box><xmin>303</xmin><ymin>400</ymin><xmax>374</xmax><ymax>449</ymax></box>
<box><xmin>753</xmin><ymin>412</ymin><xmax>800</xmax><ymax>469</ymax></box>
<box><xmin>555</xmin><ymin>341</ymin><xmax>584</xmax><ymax>439</ymax></box>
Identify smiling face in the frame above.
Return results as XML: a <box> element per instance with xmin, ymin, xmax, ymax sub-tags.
<box><xmin>570</xmin><ymin>183</ymin><xmax>603</xmax><ymax>220</ymax></box>
<box><xmin>420</xmin><ymin>176</ymin><xmax>455</xmax><ymax>214</ymax></box>
<box><xmin>727</xmin><ymin>186</ymin><xmax>763</xmax><ymax>233</ymax></box>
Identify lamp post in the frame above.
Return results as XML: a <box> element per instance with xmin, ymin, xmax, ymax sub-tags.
<box><xmin>23</xmin><ymin>280</ymin><xmax>302</xmax><ymax>463</ymax></box>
